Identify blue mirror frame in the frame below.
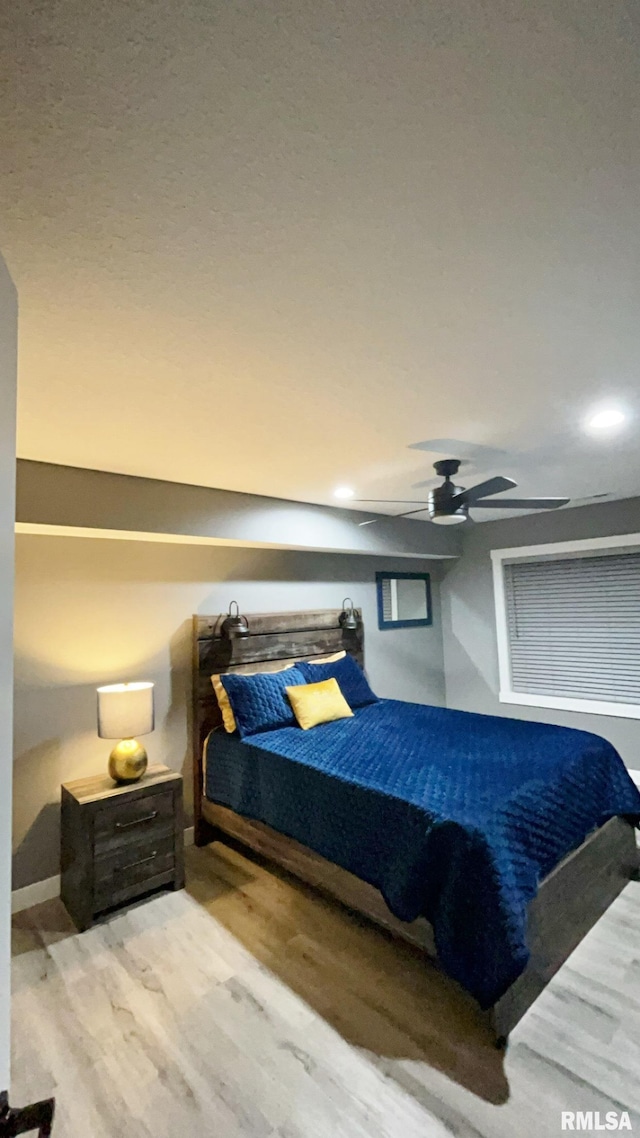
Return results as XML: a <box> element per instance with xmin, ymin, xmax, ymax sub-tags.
<box><xmin>376</xmin><ymin>571</ymin><xmax>432</xmax><ymax>630</ymax></box>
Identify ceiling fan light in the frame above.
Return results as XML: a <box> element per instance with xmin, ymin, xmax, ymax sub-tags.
<box><xmin>430</xmin><ymin>511</ymin><xmax>468</xmax><ymax>525</ymax></box>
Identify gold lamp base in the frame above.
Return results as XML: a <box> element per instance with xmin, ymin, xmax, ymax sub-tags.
<box><xmin>108</xmin><ymin>739</ymin><xmax>148</xmax><ymax>784</ymax></box>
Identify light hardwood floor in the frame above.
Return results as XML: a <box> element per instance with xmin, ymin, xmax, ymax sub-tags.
<box><xmin>11</xmin><ymin>840</ymin><xmax>640</xmax><ymax>1137</ymax></box>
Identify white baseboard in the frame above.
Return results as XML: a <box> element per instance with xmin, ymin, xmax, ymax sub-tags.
<box><xmin>12</xmin><ymin>826</ymin><xmax>195</xmax><ymax>915</ymax></box>
<box><xmin>12</xmin><ymin>875</ymin><xmax>60</xmax><ymax>914</ymax></box>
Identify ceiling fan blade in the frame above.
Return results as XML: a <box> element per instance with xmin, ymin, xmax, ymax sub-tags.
<box><xmin>395</xmin><ymin>506</ymin><xmax>432</xmax><ymax>518</ymax></box>
<box><xmin>353</xmin><ymin>499</ymin><xmax>429</xmax><ymax>504</ymax></box>
<box><xmin>358</xmin><ymin>505</ymin><xmax>431</xmax><ymax>527</ymax></box>
<box><xmin>470</xmin><ymin>497</ymin><xmax>570</xmax><ymax>510</ymax></box>
<box><xmin>452</xmin><ymin>476</ymin><xmax>517</xmax><ymax>507</ymax></box>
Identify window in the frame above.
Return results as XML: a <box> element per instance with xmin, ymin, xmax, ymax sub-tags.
<box><xmin>492</xmin><ymin>534</ymin><xmax>640</xmax><ymax>720</ymax></box>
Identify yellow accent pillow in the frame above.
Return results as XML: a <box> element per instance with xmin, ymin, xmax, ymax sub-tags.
<box><xmin>211</xmin><ymin>663</ymin><xmax>296</xmax><ymax>733</ymax></box>
<box><xmin>210</xmin><ymin>675</ymin><xmax>238</xmax><ymax>733</ymax></box>
<box><xmin>286</xmin><ymin>678</ymin><xmax>354</xmax><ymax>731</ymax></box>
<box><xmin>305</xmin><ymin>650</ymin><xmax>346</xmax><ymax>666</ymax></box>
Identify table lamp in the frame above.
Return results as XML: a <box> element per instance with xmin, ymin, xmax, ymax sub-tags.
<box><xmin>97</xmin><ymin>681</ymin><xmax>155</xmax><ymax>784</ymax></box>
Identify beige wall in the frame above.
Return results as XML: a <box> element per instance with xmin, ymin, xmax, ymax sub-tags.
<box><xmin>13</xmin><ymin>534</ymin><xmax>445</xmax><ymax>890</ymax></box>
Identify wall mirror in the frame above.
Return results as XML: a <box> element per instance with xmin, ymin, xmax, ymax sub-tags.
<box><xmin>376</xmin><ymin>571</ymin><xmax>432</xmax><ymax>630</ymax></box>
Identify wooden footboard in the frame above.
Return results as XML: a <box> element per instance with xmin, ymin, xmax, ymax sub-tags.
<box><xmin>491</xmin><ymin>812</ymin><xmax>638</xmax><ymax>1040</ymax></box>
<box><xmin>201</xmin><ymin>798</ymin><xmax>638</xmax><ymax>1041</ymax></box>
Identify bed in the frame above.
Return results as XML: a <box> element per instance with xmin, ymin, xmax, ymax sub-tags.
<box><xmin>192</xmin><ymin>608</ymin><xmax>640</xmax><ymax>1042</ymax></box>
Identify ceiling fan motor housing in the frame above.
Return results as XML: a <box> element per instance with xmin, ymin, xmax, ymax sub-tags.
<box><xmin>428</xmin><ymin>480</ymin><xmax>469</xmax><ymax>523</ymax></box>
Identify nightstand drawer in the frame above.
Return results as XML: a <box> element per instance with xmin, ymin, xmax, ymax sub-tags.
<box><xmin>94</xmin><ymin>833</ymin><xmax>175</xmax><ymax>908</ymax></box>
<box><xmin>94</xmin><ymin>791</ymin><xmax>174</xmax><ymax>851</ymax></box>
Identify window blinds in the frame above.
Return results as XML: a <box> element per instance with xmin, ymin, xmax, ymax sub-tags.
<box><xmin>503</xmin><ymin>551</ymin><xmax>640</xmax><ymax>705</ymax></box>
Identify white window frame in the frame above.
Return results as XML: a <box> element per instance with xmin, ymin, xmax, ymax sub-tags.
<box><xmin>491</xmin><ymin>531</ymin><xmax>640</xmax><ymax>721</ymax></box>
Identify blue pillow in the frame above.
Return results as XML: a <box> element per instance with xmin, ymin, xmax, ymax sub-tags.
<box><xmin>296</xmin><ymin>655</ymin><xmax>378</xmax><ymax>708</ymax></box>
<box><xmin>219</xmin><ymin>669</ymin><xmax>306</xmax><ymax>738</ymax></box>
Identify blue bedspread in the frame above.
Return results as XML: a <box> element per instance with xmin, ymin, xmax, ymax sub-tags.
<box><xmin>205</xmin><ymin>699</ymin><xmax>640</xmax><ymax>1007</ymax></box>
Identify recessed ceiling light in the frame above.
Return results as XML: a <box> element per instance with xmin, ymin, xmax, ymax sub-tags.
<box><xmin>334</xmin><ymin>486</ymin><xmax>355</xmax><ymax>500</ymax></box>
<box><xmin>585</xmin><ymin>407</ymin><xmax>626</xmax><ymax>433</ymax></box>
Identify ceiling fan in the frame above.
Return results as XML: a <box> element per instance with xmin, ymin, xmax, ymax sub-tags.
<box><xmin>355</xmin><ymin>459</ymin><xmax>570</xmax><ymax>526</ymax></box>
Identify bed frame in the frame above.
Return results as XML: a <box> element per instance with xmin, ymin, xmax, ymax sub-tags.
<box><xmin>192</xmin><ymin>608</ymin><xmax>639</xmax><ymax>1043</ymax></box>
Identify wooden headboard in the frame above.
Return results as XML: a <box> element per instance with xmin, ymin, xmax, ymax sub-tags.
<box><xmin>191</xmin><ymin>608</ymin><xmax>364</xmax><ymax>844</ymax></box>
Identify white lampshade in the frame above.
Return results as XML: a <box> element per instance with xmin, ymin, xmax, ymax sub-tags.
<box><xmin>97</xmin><ymin>682</ymin><xmax>155</xmax><ymax>740</ymax></box>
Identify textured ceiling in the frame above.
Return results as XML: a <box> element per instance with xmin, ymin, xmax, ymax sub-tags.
<box><xmin>2</xmin><ymin>0</ymin><xmax>639</xmax><ymax>520</ymax></box>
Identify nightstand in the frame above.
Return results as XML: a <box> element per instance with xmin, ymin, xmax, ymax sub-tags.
<box><xmin>61</xmin><ymin>764</ymin><xmax>184</xmax><ymax>931</ymax></box>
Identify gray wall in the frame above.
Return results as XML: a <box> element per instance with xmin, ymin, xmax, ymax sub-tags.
<box><xmin>0</xmin><ymin>255</ymin><xmax>17</xmax><ymax>1086</ymax></box>
<box><xmin>13</xmin><ymin>535</ymin><xmax>445</xmax><ymax>890</ymax></box>
<box><xmin>441</xmin><ymin>496</ymin><xmax>640</xmax><ymax>769</ymax></box>
<box><xmin>16</xmin><ymin>460</ymin><xmax>461</xmax><ymax>561</ymax></box>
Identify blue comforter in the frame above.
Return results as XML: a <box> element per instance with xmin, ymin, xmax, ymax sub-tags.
<box><xmin>205</xmin><ymin>699</ymin><xmax>640</xmax><ymax>1007</ymax></box>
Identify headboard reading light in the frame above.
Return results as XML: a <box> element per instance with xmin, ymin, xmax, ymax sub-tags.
<box><xmin>221</xmin><ymin>600</ymin><xmax>250</xmax><ymax>639</ymax></box>
<box><xmin>339</xmin><ymin>597</ymin><xmax>359</xmax><ymax>630</ymax></box>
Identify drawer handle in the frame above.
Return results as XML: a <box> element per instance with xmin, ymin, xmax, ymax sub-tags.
<box><xmin>115</xmin><ymin>810</ymin><xmax>158</xmax><ymax>830</ymax></box>
<box><xmin>121</xmin><ymin>851</ymin><xmax>158</xmax><ymax>872</ymax></box>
